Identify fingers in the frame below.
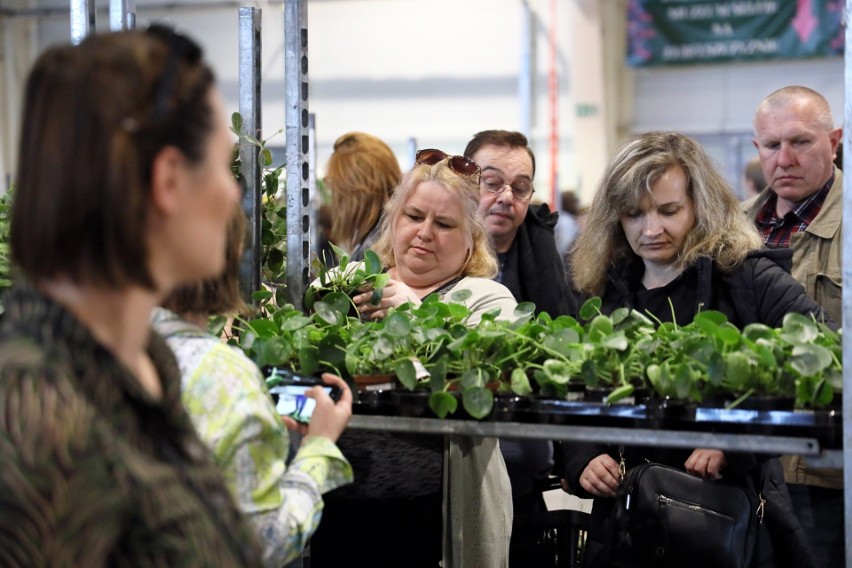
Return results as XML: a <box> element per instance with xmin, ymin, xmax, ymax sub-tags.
<box><xmin>685</xmin><ymin>449</ymin><xmax>727</xmax><ymax>479</ymax></box>
<box><xmin>321</xmin><ymin>372</ymin><xmax>353</xmax><ymax>406</ymax></box>
<box><xmin>579</xmin><ymin>454</ymin><xmax>621</xmax><ymax>498</ymax></box>
<box><xmin>304</xmin><ymin>373</ymin><xmax>352</xmax><ymax>444</ymax></box>
<box><xmin>280</xmin><ymin>415</ymin><xmax>308</xmax><ymax>435</ymax></box>
<box><xmin>352</xmin><ymin>280</ymin><xmax>421</xmax><ymax>318</ymax></box>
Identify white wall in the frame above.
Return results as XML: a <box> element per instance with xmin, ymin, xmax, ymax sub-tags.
<box><xmin>632</xmin><ymin>57</ymin><xmax>844</xmax><ymax>194</ymax></box>
<box><xmin>0</xmin><ymin>0</ymin><xmax>595</xmax><ymax>206</ymax></box>
<box><xmin>0</xmin><ymin>0</ymin><xmax>845</xmax><ymax>204</ymax></box>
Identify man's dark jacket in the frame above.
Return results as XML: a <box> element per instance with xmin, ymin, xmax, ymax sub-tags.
<box><xmin>500</xmin><ymin>203</ymin><xmax>577</xmax><ymax>317</ymax></box>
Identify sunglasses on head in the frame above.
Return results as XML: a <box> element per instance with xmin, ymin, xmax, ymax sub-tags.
<box><xmin>415</xmin><ymin>149</ymin><xmax>481</xmax><ymax>183</ymax></box>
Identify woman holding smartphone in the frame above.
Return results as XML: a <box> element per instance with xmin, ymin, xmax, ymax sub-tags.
<box><xmin>154</xmin><ymin>208</ymin><xmax>353</xmax><ymax>568</ymax></box>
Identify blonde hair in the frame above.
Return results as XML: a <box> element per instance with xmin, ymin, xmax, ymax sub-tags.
<box><xmin>570</xmin><ymin>131</ymin><xmax>763</xmax><ymax>295</ymax></box>
<box><xmin>373</xmin><ymin>159</ymin><xmax>497</xmax><ymax>279</ymax></box>
<box><xmin>325</xmin><ymin>132</ymin><xmax>401</xmax><ymax>252</ymax></box>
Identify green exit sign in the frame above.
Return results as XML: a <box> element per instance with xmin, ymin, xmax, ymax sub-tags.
<box><xmin>576</xmin><ymin>103</ymin><xmax>599</xmax><ymax>117</ymax></box>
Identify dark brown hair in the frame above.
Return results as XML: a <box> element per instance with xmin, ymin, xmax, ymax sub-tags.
<box><xmin>11</xmin><ymin>26</ymin><xmax>215</xmax><ymax>289</ymax></box>
<box><xmin>162</xmin><ymin>208</ymin><xmax>248</xmax><ymax>317</ymax></box>
<box><xmin>463</xmin><ymin>130</ymin><xmax>536</xmax><ymax>178</ymax></box>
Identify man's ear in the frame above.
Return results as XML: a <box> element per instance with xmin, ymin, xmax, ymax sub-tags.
<box><xmin>752</xmin><ymin>138</ymin><xmax>759</xmax><ymax>151</ymax></box>
<box><xmin>829</xmin><ymin>127</ymin><xmax>842</xmax><ymax>155</ymax></box>
<box><xmin>150</xmin><ymin>146</ymin><xmax>187</xmax><ymax>215</ymax></box>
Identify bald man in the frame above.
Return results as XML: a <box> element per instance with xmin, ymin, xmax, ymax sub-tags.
<box><xmin>744</xmin><ymin>85</ymin><xmax>843</xmax><ymax>568</ymax></box>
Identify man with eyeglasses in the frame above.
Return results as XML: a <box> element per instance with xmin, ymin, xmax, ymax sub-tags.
<box><xmin>464</xmin><ymin>130</ymin><xmax>574</xmax><ymax>317</ymax></box>
<box><xmin>464</xmin><ymin>130</ymin><xmax>576</xmax><ymax>565</ymax></box>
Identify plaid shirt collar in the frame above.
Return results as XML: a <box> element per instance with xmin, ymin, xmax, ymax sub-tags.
<box><xmin>755</xmin><ymin>173</ymin><xmax>834</xmax><ymax>248</ymax></box>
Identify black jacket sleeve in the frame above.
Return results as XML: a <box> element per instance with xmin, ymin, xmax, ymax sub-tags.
<box><xmin>558</xmin><ymin>441</ymin><xmax>612</xmax><ymax>499</ymax></box>
<box><xmin>748</xmin><ymin>257</ymin><xmax>836</xmax><ymax>330</ymax></box>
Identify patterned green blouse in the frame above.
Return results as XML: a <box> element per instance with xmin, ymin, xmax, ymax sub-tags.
<box><xmin>0</xmin><ymin>284</ymin><xmax>262</xmax><ymax>567</ymax></box>
<box><xmin>152</xmin><ymin>308</ymin><xmax>353</xmax><ymax>567</ymax></box>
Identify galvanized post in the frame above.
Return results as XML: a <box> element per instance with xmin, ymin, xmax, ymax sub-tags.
<box><xmin>109</xmin><ymin>0</ymin><xmax>135</xmax><ymax>31</ymax></box>
<box><xmin>843</xmin><ymin>5</ymin><xmax>852</xmax><ymax>567</ymax></box>
<box><xmin>308</xmin><ymin>113</ymin><xmax>318</xmax><ymax>257</ymax></box>
<box><xmin>70</xmin><ymin>0</ymin><xmax>95</xmax><ymax>45</ymax></box>
<box><xmin>238</xmin><ymin>7</ymin><xmax>263</xmax><ymax>304</ymax></box>
<box><xmin>285</xmin><ymin>0</ymin><xmax>312</xmax><ymax>312</ymax></box>
<box><xmin>518</xmin><ymin>0</ymin><xmax>533</xmax><ymax>138</ymax></box>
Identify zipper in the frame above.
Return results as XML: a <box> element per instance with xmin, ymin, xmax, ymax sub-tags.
<box><xmin>756</xmin><ymin>493</ymin><xmax>766</xmax><ymax>525</ymax></box>
<box><xmin>619</xmin><ymin>445</ymin><xmax>631</xmax><ymax>510</ymax></box>
<box><xmin>657</xmin><ymin>494</ymin><xmax>735</xmax><ymax>522</ymax></box>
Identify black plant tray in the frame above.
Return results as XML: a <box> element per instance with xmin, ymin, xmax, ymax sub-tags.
<box><xmin>690</xmin><ymin>407</ymin><xmax>843</xmax><ymax>448</ymax></box>
<box><xmin>351</xmin><ymin>390</ymin><xmax>539</xmax><ymax>422</ymax></box>
<box><xmin>530</xmin><ymin>399</ymin><xmax>649</xmax><ymax>428</ymax></box>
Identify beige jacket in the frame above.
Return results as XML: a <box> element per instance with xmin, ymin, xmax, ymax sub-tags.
<box><xmin>742</xmin><ymin>168</ymin><xmax>843</xmax><ymax>488</ymax></box>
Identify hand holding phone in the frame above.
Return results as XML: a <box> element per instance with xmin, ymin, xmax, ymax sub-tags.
<box><xmin>266</xmin><ymin>369</ymin><xmax>352</xmax><ymax>443</ymax></box>
<box><xmin>267</xmin><ymin>368</ymin><xmax>341</xmax><ymax>423</ymax></box>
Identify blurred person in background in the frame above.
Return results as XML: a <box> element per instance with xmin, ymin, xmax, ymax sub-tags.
<box><xmin>556</xmin><ymin>189</ymin><xmax>582</xmax><ymax>260</ymax></box>
<box><xmin>324</xmin><ymin>132</ymin><xmax>402</xmax><ymax>262</ymax></box>
<box><xmin>743</xmin><ymin>156</ymin><xmax>767</xmax><ymax>199</ymax></box>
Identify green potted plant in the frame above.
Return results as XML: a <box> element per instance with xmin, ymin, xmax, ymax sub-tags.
<box><xmin>304</xmin><ymin>245</ymin><xmax>389</xmax><ymax>317</ymax></box>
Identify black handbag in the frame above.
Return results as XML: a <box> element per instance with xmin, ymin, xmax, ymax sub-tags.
<box><xmin>605</xmin><ymin>462</ymin><xmax>764</xmax><ymax>568</ymax></box>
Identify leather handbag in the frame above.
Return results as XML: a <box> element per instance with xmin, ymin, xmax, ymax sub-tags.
<box><xmin>605</xmin><ymin>462</ymin><xmax>764</xmax><ymax>568</ymax></box>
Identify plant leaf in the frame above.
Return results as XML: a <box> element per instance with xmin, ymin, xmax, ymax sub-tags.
<box><xmin>395</xmin><ymin>358</ymin><xmax>417</xmax><ymax>389</ymax></box>
<box><xmin>462</xmin><ymin>387</ymin><xmax>494</xmax><ymax>419</ymax></box>
<box><xmin>510</xmin><ymin>368</ymin><xmax>533</xmax><ymax>396</ymax></box>
<box><xmin>314</xmin><ymin>301</ymin><xmax>342</xmax><ymax>326</ymax></box>
<box><xmin>429</xmin><ymin>391</ymin><xmax>457</xmax><ymax>418</ymax></box>
<box><xmin>579</xmin><ymin>297</ymin><xmax>602</xmax><ymax>320</ymax></box>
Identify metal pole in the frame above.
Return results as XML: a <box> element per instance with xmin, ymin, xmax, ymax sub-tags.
<box><xmin>308</xmin><ymin>113</ymin><xmax>318</xmax><ymax>257</ymax></box>
<box><xmin>285</xmin><ymin>0</ymin><xmax>311</xmax><ymax>312</ymax></box>
<box><xmin>238</xmin><ymin>7</ymin><xmax>263</xmax><ymax>303</ymax></box>
<box><xmin>843</xmin><ymin>5</ymin><xmax>852</xmax><ymax>567</ymax></box>
<box><xmin>518</xmin><ymin>0</ymin><xmax>533</xmax><ymax>138</ymax></box>
<box><xmin>109</xmin><ymin>0</ymin><xmax>135</xmax><ymax>31</ymax></box>
<box><xmin>69</xmin><ymin>0</ymin><xmax>95</xmax><ymax>44</ymax></box>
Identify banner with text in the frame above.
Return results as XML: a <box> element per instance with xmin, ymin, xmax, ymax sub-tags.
<box><xmin>627</xmin><ymin>0</ymin><xmax>844</xmax><ymax>67</ymax></box>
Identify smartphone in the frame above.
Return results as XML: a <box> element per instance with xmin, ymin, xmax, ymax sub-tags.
<box><xmin>266</xmin><ymin>368</ymin><xmax>341</xmax><ymax>424</ymax></box>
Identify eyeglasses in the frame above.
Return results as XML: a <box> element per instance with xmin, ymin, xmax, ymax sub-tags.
<box><xmin>480</xmin><ymin>175</ymin><xmax>535</xmax><ymax>201</ymax></box>
<box><xmin>415</xmin><ymin>149</ymin><xmax>481</xmax><ymax>183</ymax></box>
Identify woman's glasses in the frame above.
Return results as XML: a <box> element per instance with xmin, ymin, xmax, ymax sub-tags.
<box><xmin>415</xmin><ymin>149</ymin><xmax>481</xmax><ymax>183</ymax></box>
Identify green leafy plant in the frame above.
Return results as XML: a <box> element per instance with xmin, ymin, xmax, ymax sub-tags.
<box><xmin>304</xmin><ymin>245</ymin><xmax>390</xmax><ymax>317</ymax></box>
<box><xmin>230</xmin><ymin>112</ymin><xmax>289</xmax><ymax>309</ymax></box>
<box><xmin>573</xmin><ymin>298</ymin><xmax>655</xmax><ymax>403</ymax></box>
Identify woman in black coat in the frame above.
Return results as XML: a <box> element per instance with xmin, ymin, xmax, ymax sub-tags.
<box><xmin>561</xmin><ymin>131</ymin><xmax>826</xmax><ymax>568</ymax></box>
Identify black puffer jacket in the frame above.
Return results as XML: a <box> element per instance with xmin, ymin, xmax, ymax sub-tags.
<box><xmin>561</xmin><ymin>249</ymin><xmax>824</xmax><ymax>568</ymax></box>
<box><xmin>599</xmin><ymin>248</ymin><xmax>833</xmax><ymax>329</ymax></box>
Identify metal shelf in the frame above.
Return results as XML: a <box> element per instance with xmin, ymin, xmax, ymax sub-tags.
<box><xmin>347</xmin><ymin>414</ymin><xmax>843</xmax><ymax>468</ymax></box>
